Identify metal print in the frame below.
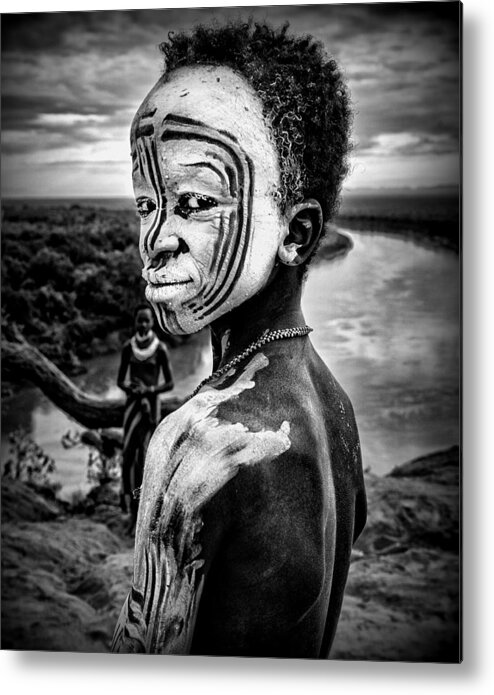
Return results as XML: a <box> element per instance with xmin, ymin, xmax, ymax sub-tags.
<box><xmin>1</xmin><ymin>2</ymin><xmax>461</xmax><ymax>662</ymax></box>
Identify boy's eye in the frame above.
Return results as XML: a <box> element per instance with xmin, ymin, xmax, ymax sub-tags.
<box><xmin>175</xmin><ymin>193</ymin><xmax>217</xmax><ymax>218</ymax></box>
<box><xmin>136</xmin><ymin>198</ymin><xmax>157</xmax><ymax>219</ymax></box>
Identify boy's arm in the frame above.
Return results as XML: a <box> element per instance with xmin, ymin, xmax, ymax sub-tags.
<box><xmin>111</xmin><ymin>379</ymin><xmax>291</xmax><ymax>654</ymax></box>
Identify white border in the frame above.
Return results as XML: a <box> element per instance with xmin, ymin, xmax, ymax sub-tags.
<box><xmin>2</xmin><ymin>0</ymin><xmax>493</xmax><ymax>693</ymax></box>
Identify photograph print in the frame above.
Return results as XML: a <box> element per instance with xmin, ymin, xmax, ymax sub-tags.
<box><xmin>1</xmin><ymin>1</ymin><xmax>461</xmax><ymax>662</ymax></box>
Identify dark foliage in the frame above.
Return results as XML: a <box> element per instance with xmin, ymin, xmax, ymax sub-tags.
<box><xmin>1</xmin><ymin>204</ymin><xmax>146</xmax><ymax>374</ymax></box>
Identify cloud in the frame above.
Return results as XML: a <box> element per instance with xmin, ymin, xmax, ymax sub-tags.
<box><xmin>360</xmin><ymin>132</ymin><xmax>458</xmax><ymax>158</ymax></box>
<box><xmin>2</xmin><ymin>121</ymin><xmax>130</xmax><ymax>161</ymax></box>
<box><xmin>1</xmin><ymin>155</ymin><xmax>135</xmax><ymax>198</ymax></box>
<box><xmin>0</xmin><ymin>4</ymin><xmax>461</xmax><ymax>196</ymax></box>
<box><xmin>35</xmin><ymin>113</ymin><xmax>108</xmax><ymax>127</ymax></box>
<box><xmin>347</xmin><ymin>150</ymin><xmax>460</xmax><ymax>190</ymax></box>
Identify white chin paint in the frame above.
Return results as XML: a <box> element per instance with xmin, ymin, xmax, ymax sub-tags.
<box><xmin>131</xmin><ymin>65</ymin><xmax>288</xmax><ymax>335</ymax></box>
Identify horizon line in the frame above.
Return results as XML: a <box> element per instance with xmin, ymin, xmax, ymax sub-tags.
<box><xmin>2</xmin><ymin>184</ymin><xmax>460</xmax><ymax>201</ymax></box>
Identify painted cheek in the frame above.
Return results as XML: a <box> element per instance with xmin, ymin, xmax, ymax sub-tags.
<box><xmin>192</xmin><ymin>241</ymin><xmax>216</xmax><ymax>277</ymax></box>
<box><xmin>195</xmin><ymin>215</ymin><xmax>224</xmax><ymax>267</ymax></box>
<box><xmin>139</xmin><ymin>227</ymin><xmax>150</xmax><ymax>260</ymax></box>
<box><xmin>194</xmin><ymin>211</ymin><xmax>235</xmax><ymax>298</ymax></box>
<box><xmin>234</xmin><ymin>198</ymin><xmax>281</xmax><ymax>294</ymax></box>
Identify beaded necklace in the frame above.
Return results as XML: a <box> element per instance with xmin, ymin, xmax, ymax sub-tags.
<box><xmin>189</xmin><ymin>325</ymin><xmax>313</xmax><ymax>400</ymax></box>
<box><xmin>130</xmin><ymin>333</ymin><xmax>159</xmax><ymax>361</ymax></box>
<box><xmin>132</xmin><ymin>325</ymin><xmax>313</xmax><ymax>500</ymax></box>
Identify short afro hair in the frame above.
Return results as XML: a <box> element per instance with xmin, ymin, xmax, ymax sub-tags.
<box><xmin>160</xmin><ymin>20</ymin><xmax>352</xmax><ymax>223</ymax></box>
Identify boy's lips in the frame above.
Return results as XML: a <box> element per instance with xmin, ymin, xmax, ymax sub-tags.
<box><xmin>145</xmin><ymin>279</ymin><xmax>195</xmax><ymax>304</ymax></box>
<box><xmin>148</xmin><ymin>279</ymin><xmax>192</xmax><ymax>286</ymax></box>
<box><xmin>142</xmin><ymin>267</ymin><xmax>193</xmax><ymax>287</ymax></box>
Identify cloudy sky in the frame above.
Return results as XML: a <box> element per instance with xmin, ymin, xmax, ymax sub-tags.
<box><xmin>1</xmin><ymin>1</ymin><xmax>461</xmax><ymax>198</ymax></box>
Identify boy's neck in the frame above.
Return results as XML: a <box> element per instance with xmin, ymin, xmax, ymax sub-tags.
<box><xmin>210</xmin><ymin>265</ymin><xmax>306</xmax><ymax>369</ymax></box>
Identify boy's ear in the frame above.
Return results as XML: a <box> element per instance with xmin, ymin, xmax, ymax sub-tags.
<box><xmin>277</xmin><ymin>199</ymin><xmax>323</xmax><ymax>266</ymax></box>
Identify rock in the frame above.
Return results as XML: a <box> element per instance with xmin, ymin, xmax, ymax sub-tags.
<box><xmin>1</xmin><ymin>482</ymin><xmax>132</xmax><ymax>652</ymax></box>
<box><xmin>73</xmin><ymin>551</ymin><xmax>133</xmax><ymax>615</ymax></box>
<box><xmin>1</xmin><ymin>479</ymin><xmax>64</xmax><ymax>523</ymax></box>
<box><xmin>2</xmin><ymin>518</ymin><xmax>123</xmax><ymax>579</ymax></box>
<box><xmin>1</xmin><ymin>566</ymin><xmax>109</xmax><ymax>653</ymax></box>
<box><xmin>331</xmin><ymin>548</ymin><xmax>460</xmax><ymax>662</ymax></box>
<box><xmin>332</xmin><ymin>445</ymin><xmax>460</xmax><ymax>662</ymax></box>
<box><xmin>86</xmin><ymin>479</ymin><xmax>121</xmax><ymax>507</ymax></box>
<box><xmin>317</xmin><ymin>225</ymin><xmax>353</xmax><ymax>261</ymax></box>
<box><xmin>82</xmin><ymin>481</ymin><xmax>133</xmax><ymax>539</ymax></box>
<box><xmin>388</xmin><ymin>445</ymin><xmax>459</xmax><ymax>486</ymax></box>
<box><xmin>355</xmin><ymin>471</ymin><xmax>459</xmax><ymax>554</ymax></box>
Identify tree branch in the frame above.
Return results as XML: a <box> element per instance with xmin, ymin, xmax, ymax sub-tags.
<box><xmin>1</xmin><ymin>336</ymin><xmax>183</xmax><ymax>429</ymax></box>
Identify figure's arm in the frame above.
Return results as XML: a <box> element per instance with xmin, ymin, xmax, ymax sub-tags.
<box><xmin>151</xmin><ymin>343</ymin><xmax>174</xmax><ymax>394</ymax></box>
<box><xmin>116</xmin><ymin>344</ymin><xmax>134</xmax><ymax>395</ymax></box>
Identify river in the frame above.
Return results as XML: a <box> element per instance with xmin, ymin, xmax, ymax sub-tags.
<box><xmin>1</xmin><ymin>230</ymin><xmax>459</xmax><ymax>497</ymax></box>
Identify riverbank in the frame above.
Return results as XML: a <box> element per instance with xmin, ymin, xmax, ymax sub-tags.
<box><xmin>1</xmin><ymin>445</ymin><xmax>460</xmax><ymax>661</ymax></box>
<box><xmin>317</xmin><ymin>224</ymin><xmax>353</xmax><ymax>261</ymax></box>
<box><xmin>335</xmin><ymin>190</ymin><xmax>460</xmax><ymax>252</ymax></box>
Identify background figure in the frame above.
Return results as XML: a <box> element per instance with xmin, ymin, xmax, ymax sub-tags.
<box><xmin>117</xmin><ymin>304</ymin><xmax>174</xmax><ymax>532</ymax></box>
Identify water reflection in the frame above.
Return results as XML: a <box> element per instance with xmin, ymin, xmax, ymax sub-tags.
<box><xmin>303</xmin><ymin>231</ymin><xmax>459</xmax><ymax>474</ymax></box>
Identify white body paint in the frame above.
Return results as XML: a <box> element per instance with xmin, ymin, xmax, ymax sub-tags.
<box><xmin>132</xmin><ymin>65</ymin><xmax>290</xmax><ymax>335</ymax></box>
<box><xmin>112</xmin><ymin>353</ymin><xmax>291</xmax><ymax>653</ymax></box>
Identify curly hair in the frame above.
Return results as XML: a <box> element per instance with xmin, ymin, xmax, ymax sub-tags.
<box><xmin>159</xmin><ymin>21</ymin><xmax>352</xmax><ymax>224</ymax></box>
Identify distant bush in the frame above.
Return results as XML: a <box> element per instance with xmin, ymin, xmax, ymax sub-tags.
<box><xmin>30</xmin><ymin>248</ymin><xmax>76</xmax><ymax>292</ymax></box>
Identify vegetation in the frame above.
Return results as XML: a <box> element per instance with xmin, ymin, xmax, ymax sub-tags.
<box><xmin>2</xmin><ymin>427</ymin><xmax>60</xmax><ymax>496</ymax></box>
<box><xmin>1</xmin><ymin>203</ymin><xmax>146</xmax><ymax>379</ymax></box>
<box><xmin>62</xmin><ymin>428</ymin><xmax>123</xmax><ymax>486</ymax></box>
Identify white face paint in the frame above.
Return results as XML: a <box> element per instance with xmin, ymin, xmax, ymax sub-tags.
<box><xmin>131</xmin><ymin>65</ymin><xmax>286</xmax><ymax>335</ymax></box>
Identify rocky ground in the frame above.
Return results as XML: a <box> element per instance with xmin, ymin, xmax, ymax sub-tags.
<box><xmin>331</xmin><ymin>446</ymin><xmax>460</xmax><ymax>662</ymax></box>
<box><xmin>1</xmin><ymin>446</ymin><xmax>460</xmax><ymax>661</ymax></box>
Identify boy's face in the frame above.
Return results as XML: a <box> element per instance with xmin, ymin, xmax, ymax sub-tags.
<box><xmin>131</xmin><ymin>65</ymin><xmax>286</xmax><ymax>335</ymax></box>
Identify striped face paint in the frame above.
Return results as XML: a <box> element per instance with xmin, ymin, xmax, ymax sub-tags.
<box><xmin>131</xmin><ymin>66</ymin><xmax>285</xmax><ymax>335</ymax></box>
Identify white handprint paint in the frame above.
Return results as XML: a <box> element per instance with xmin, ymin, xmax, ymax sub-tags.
<box><xmin>112</xmin><ymin>352</ymin><xmax>291</xmax><ymax>654</ymax></box>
